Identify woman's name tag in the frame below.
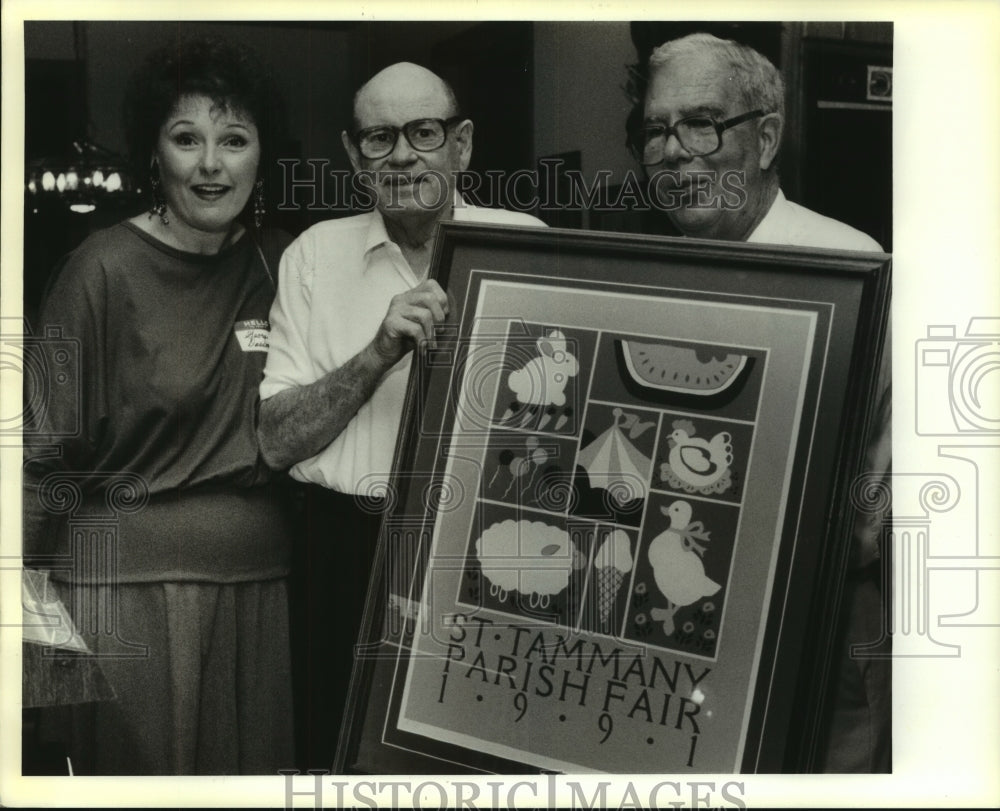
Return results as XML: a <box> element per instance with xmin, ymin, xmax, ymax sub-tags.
<box><xmin>234</xmin><ymin>319</ymin><xmax>269</xmax><ymax>352</ymax></box>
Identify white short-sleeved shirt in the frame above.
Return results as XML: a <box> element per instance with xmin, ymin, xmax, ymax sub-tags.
<box><xmin>261</xmin><ymin>201</ymin><xmax>545</xmax><ymax>494</ymax></box>
<box><xmin>751</xmin><ymin>188</ymin><xmax>889</xmax><ymax>568</ymax></box>
<box><xmin>747</xmin><ymin>188</ymin><xmax>882</xmax><ymax>252</ymax></box>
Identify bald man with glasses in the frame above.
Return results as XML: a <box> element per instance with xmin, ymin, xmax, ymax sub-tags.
<box><xmin>257</xmin><ymin>62</ymin><xmax>542</xmax><ymax>769</ymax></box>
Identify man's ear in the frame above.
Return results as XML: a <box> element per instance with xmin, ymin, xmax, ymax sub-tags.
<box><xmin>342</xmin><ymin>130</ymin><xmax>362</xmax><ymax>173</ymax></box>
<box><xmin>757</xmin><ymin>113</ymin><xmax>783</xmax><ymax>171</ymax></box>
<box><xmin>454</xmin><ymin>119</ymin><xmax>474</xmax><ymax>173</ymax></box>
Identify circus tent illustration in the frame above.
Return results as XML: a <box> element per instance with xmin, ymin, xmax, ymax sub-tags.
<box><xmin>577</xmin><ymin>408</ymin><xmax>655</xmax><ymax>506</ymax></box>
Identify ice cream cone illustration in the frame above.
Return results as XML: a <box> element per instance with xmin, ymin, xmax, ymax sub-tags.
<box><xmin>593</xmin><ymin>529</ymin><xmax>634</xmax><ymax>631</ymax></box>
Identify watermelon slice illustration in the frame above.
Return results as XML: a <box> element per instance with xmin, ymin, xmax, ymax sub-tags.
<box><xmin>619</xmin><ymin>339</ymin><xmax>749</xmax><ymax>395</ymax></box>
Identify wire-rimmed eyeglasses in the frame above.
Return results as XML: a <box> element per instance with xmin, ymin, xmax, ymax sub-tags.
<box><xmin>631</xmin><ymin>110</ymin><xmax>765</xmax><ymax>165</ymax></box>
<box><xmin>351</xmin><ymin>117</ymin><xmax>465</xmax><ymax>160</ymax></box>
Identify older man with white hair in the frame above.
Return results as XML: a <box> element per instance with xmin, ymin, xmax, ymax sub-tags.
<box><xmin>633</xmin><ymin>32</ymin><xmax>890</xmax><ymax>773</ymax></box>
<box><xmin>634</xmin><ymin>32</ymin><xmax>882</xmax><ymax>250</ymax></box>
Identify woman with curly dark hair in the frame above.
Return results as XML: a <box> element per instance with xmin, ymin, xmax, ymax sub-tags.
<box><xmin>23</xmin><ymin>35</ymin><xmax>295</xmax><ymax>774</ymax></box>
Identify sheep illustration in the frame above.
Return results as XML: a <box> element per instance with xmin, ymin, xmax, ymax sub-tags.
<box><xmin>474</xmin><ymin>519</ymin><xmax>582</xmax><ymax>609</ymax></box>
<box><xmin>499</xmin><ymin>329</ymin><xmax>579</xmax><ymax>431</ymax></box>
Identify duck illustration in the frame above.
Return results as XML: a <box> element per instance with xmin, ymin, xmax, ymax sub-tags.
<box><xmin>647</xmin><ymin>500</ymin><xmax>721</xmax><ymax>636</ymax></box>
<box><xmin>661</xmin><ymin>419</ymin><xmax>733</xmax><ymax>492</ymax></box>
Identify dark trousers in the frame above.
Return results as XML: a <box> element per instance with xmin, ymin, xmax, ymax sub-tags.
<box><xmin>818</xmin><ymin>563</ymin><xmax>891</xmax><ymax>772</ymax></box>
<box><xmin>288</xmin><ymin>484</ymin><xmax>382</xmax><ymax>772</ymax></box>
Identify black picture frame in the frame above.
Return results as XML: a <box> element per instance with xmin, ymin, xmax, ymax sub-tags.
<box><xmin>336</xmin><ymin>222</ymin><xmax>890</xmax><ymax>774</ymax></box>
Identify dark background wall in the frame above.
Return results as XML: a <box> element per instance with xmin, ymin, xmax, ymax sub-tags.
<box><xmin>23</xmin><ymin>20</ymin><xmax>892</xmax><ymax>318</ymax></box>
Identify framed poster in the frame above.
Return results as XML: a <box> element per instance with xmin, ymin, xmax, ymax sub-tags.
<box><xmin>336</xmin><ymin>222</ymin><xmax>890</xmax><ymax>774</ymax></box>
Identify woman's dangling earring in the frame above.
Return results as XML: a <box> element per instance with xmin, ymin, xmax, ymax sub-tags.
<box><xmin>150</xmin><ymin>163</ymin><xmax>168</xmax><ymax>225</ymax></box>
<box><xmin>253</xmin><ymin>179</ymin><xmax>265</xmax><ymax>229</ymax></box>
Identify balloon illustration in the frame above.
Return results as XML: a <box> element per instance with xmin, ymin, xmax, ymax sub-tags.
<box><xmin>488</xmin><ymin>437</ymin><xmax>556</xmax><ymax>501</ymax></box>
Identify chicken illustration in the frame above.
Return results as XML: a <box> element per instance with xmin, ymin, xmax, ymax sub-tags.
<box><xmin>647</xmin><ymin>500</ymin><xmax>721</xmax><ymax>636</ymax></box>
<box><xmin>660</xmin><ymin>418</ymin><xmax>734</xmax><ymax>493</ymax></box>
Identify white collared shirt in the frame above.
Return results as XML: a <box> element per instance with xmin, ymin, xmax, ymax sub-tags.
<box><xmin>261</xmin><ymin>200</ymin><xmax>545</xmax><ymax>493</ymax></box>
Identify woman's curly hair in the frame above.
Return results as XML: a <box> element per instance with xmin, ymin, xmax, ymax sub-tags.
<box><xmin>123</xmin><ymin>35</ymin><xmax>287</xmax><ymax>195</ymax></box>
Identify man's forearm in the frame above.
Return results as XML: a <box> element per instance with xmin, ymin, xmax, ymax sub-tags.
<box><xmin>258</xmin><ymin>343</ymin><xmax>397</xmax><ymax>471</ymax></box>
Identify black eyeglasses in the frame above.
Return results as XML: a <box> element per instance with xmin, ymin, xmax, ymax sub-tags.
<box><xmin>631</xmin><ymin>110</ymin><xmax>765</xmax><ymax>164</ymax></box>
<box><xmin>351</xmin><ymin>117</ymin><xmax>465</xmax><ymax>160</ymax></box>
